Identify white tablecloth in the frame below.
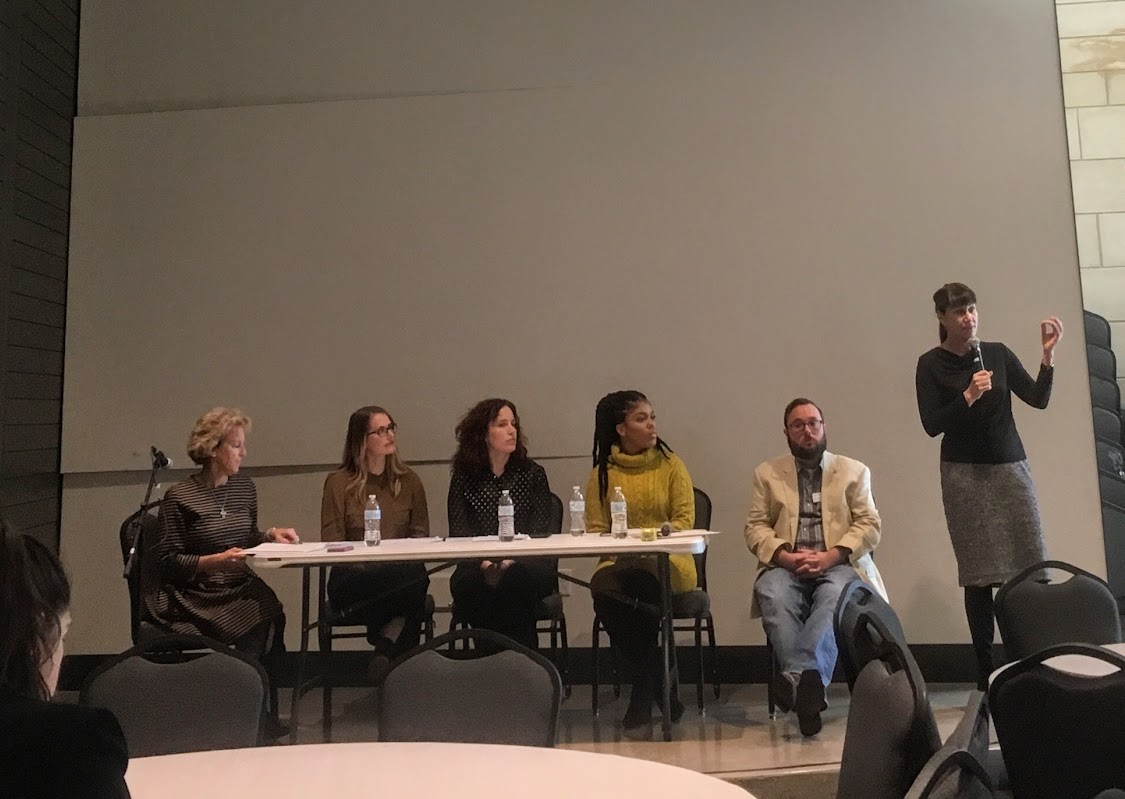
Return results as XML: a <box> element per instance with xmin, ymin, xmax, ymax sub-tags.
<box><xmin>126</xmin><ymin>743</ymin><xmax>753</xmax><ymax>798</ymax></box>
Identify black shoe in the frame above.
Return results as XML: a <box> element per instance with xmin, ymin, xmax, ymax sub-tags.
<box><xmin>655</xmin><ymin>692</ymin><xmax>685</xmax><ymax>723</ymax></box>
<box><xmin>772</xmin><ymin>670</ymin><xmax>795</xmax><ymax>713</ymax></box>
<box><xmin>263</xmin><ymin>716</ymin><xmax>289</xmax><ymax>741</ymax></box>
<box><xmin>622</xmin><ymin>681</ymin><xmax>654</xmax><ymax>738</ymax></box>
<box><xmin>795</xmin><ymin>669</ymin><xmax>824</xmax><ymax>737</ymax></box>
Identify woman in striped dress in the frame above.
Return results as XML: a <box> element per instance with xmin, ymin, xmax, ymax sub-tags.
<box><xmin>144</xmin><ymin>407</ymin><xmax>299</xmax><ymax>657</ymax></box>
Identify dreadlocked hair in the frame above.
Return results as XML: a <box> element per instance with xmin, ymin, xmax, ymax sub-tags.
<box><xmin>591</xmin><ymin>390</ymin><xmax>673</xmax><ymax>503</ymax></box>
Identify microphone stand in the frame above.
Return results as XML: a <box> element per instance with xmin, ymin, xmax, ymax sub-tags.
<box><xmin>123</xmin><ymin>447</ymin><xmax>167</xmax><ymax>579</ymax></box>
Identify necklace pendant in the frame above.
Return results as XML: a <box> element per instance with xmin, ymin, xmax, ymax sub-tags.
<box><xmin>220</xmin><ymin>508</ymin><xmax>228</xmax><ymax>519</ymax></box>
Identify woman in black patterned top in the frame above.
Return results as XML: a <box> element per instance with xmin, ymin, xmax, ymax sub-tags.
<box><xmin>448</xmin><ymin>398</ymin><xmax>557</xmax><ymax>649</ymax></box>
<box><xmin>144</xmin><ymin>407</ymin><xmax>300</xmax><ymax>657</ymax></box>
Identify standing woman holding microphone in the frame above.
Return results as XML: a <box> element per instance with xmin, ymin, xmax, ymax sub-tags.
<box><xmin>915</xmin><ymin>282</ymin><xmax>1063</xmax><ymax>688</ymax></box>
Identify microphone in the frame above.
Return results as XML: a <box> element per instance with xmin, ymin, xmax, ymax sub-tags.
<box><xmin>150</xmin><ymin>446</ymin><xmax>172</xmax><ymax>470</ymax></box>
<box><xmin>968</xmin><ymin>336</ymin><xmax>985</xmax><ymax>372</ymax></box>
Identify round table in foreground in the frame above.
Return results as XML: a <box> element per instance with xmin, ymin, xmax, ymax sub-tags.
<box><xmin>126</xmin><ymin>742</ymin><xmax>754</xmax><ymax>799</ymax></box>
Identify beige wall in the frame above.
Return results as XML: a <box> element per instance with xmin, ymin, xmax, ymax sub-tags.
<box><xmin>62</xmin><ymin>1</ymin><xmax>1102</xmax><ymax>655</ymax></box>
<box><xmin>1063</xmin><ymin>0</ymin><xmax>1125</xmax><ymax>376</ymax></box>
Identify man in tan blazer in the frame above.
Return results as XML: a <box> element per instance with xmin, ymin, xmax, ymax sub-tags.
<box><xmin>745</xmin><ymin>398</ymin><xmax>884</xmax><ymax>736</ymax></box>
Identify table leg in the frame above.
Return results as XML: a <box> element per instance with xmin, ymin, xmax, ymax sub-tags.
<box><xmin>658</xmin><ymin>553</ymin><xmax>673</xmax><ymax>742</ymax></box>
<box><xmin>289</xmin><ymin>565</ymin><xmax>311</xmax><ymax>744</ymax></box>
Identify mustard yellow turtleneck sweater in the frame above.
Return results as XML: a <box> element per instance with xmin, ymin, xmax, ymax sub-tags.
<box><xmin>585</xmin><ymin>444</ymin><xmax>698</xmax><ymax>593</ymax></box>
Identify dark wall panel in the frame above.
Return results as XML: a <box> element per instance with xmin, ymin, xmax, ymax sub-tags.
<box><xmin>0</xmin><ymin>0</ymin><xmax>78</xmax><ymax>550</ymax></box>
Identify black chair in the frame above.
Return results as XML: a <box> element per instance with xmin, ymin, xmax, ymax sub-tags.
<box><xmin>591</xmin><ymin>486</ymin><xmax>716</xmax><ymax>714</ymax></box>
<box><xmin>318</xmin><ymin>569</ymin><xmax>436</xmax><ymax>741</ymax></box>
<box><xmin>904</xmin><ymin>746</ymin><xmax>994</xmax><ymax>799</ymax></box>
<box><xmin>1101</xmin><ymin>502</ymin><xmax>1125</xmax><ymax>609</ymax></box>
<box><xmin>1099</xmin><ymin>469</ymin><xmax>1125</xmax><ymax>510</ymax></box>
<box><xmin>837</xmin><ymin>613</ymin><xmax>944</xmax><ymax>799</ymax></box>
<box><xmin>1094</xmin><ymin>407</ymin><xmax>1124</xmax><ymax>447</ymax></box>
<box><xmin>994</xmin><ymin>560</ymin><xmax>1121</xmax><ymax>662</ymax></box>
<box><xmin>1098</xmin><ymin>438</ymin><xmax>1125</xmax><ymax>478</ymax></box>
<box><xmin>990</xmin><ymin>643</ymin><xmax>1125</xmax><ymax>799</ymax></box>
<box><xmin>1091</xmin><ymin>375</ymin><xmax>1122</xmax><ymax>414</ymax></box>
<box><xmin>834</xmin><ymin>578</ymin><xmax>908</xmax><ymax>690</ymax></box>
<box><xmin>1086</xmin><ymin>309</ymin><xmax>1112</xmax><ymax>349</ymax></box>
<box><xmin>81</xmin><ymin>634</ymin><xmax>268</xmax><ymax>757</ymax></box>
<box><xmin>1088</xmin><ymin>344</ymin><xmax>1117</xmax><ymax>382</ymax></box>
<box><xmin>534</xmin><ymin>491</ymin><xmax>571</xmax><ymax>696</ymax></box>
<box><xmin>118</xmin><ymin>502</ymin><xmax>163</xmax><ymax>645</ymax></box>
<box><xmin>378</xmin><ymin>628</ymin><xmax>562</xmax><ymax>747</ymax></box>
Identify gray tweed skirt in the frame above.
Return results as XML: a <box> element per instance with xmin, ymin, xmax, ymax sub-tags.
<box><xmin>940</xmin><ymin>459</ymin><xmax>1047</xmax><ymax>588</ymax></box>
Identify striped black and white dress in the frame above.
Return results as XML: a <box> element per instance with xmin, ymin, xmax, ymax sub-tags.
<box><xmin>143</xmin><ymin>472</ymin><xmax>283</xmax><ymax>643</ymax></box>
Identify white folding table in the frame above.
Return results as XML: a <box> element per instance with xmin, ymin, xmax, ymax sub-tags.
<box><xmin>249</xmin><ymin>531</ymin><xmax>713</xmax><ymax>742</ymax></box>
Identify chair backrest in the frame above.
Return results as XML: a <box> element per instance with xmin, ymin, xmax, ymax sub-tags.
<box><xmin>1097</xmin><ymin>438</ymin><xmax>1125</xmax><ymax>478</ymax></box>
<box><xmin>1088</xmin><ymin>344</ymin><xmax>1117</xmax><ymax>382</ymax></box>
<box><xmin>837</xmin><ymin>614</ymin><xmax>943</xmax><ymax>799</ymax></box>
<box><xmin>990</xmin><ymin>643</ymin><xmax>1125</xmax><ymax>799</ymax></box>
<box><xmin>379</xmin><ymin>628</ymin><xmax>561</xmax><ymax>746</ymax></box>
<box><xmin>1091</xmin><ymin>375</ymin><xmax>1122</xmax><ymax>413</ymax></box>
<box><xmin>1086</xmin><ymin>310</ymin><xmax>1112</xmax><ymax>349</ymax></box>
<box><xmin>80</xmin><ymin>634</ymin><xmax>267</xmax><ymax>757</ymax></box>
<box><xmin>1094</xmin><ymin>406</ymin><xmax>1124</xmax><ymax>446</ymax></box>
<box><xmin>942</xmin><ymin>690</ymin><xmax>990</xmax><ymax>768</ymax></box>
<box><xmin>904</xmin><ymin>747</ymin><xmax>994</xmax><ymax>799</ymax></box>
<box><xmin>1101</xmin><ymin>502</ymin><xmax>1125</xmax><ymax>604</ymax></box>
<box><xmin>692</xmin><ymin>487</ymin><xmax>712</xmax><ymax>589</ymax></box>
<box><xmin>1099</xmin><ymin>470</ymin><xmax>1125</xmax><ymax>511</ymax></box>
<box><xmin>118</xmin><ymin>502</ymin><xmax>162</xmax><ymax>644</ymax></box>
<box><xmin>547</xmin><ymin>491</ymin><xmax>563</xmax><ymax>535</ymax></box>
<box><xmin>834</xmin><ymin>579</ymin><xmax>908</xmax><ymax>689</ymax></box>
<box><xmin>994</xmin><ymin>560</ymin><xmax>1122</xmax><ymax>662</ymax></box>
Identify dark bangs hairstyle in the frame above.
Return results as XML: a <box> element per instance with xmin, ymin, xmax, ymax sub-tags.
<box><xmin>0</xmin><ymin>515</ymin><xmax>71</xmax><ymax>700</ymax></box>
<box><xmin>932</xmin><ymin>282</ymin><xmax>977</xmax><ymax>343</ymax></box>
<box><xmin>452</xmin><ymin>398</ymin><xmax>529</xmax><ymax>475</ymax></box>
<box><xmin>592</xmin><ymin>390</ymin><xmax>673</xmax><ymax>503</ymax></box>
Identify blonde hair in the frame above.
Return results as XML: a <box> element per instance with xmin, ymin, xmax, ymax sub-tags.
<box><xmin>187</xmin><ymin>407</ymin><xmax>252</xmax><ymax>465</ymax></box>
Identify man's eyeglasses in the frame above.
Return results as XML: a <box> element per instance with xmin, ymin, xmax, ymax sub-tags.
<box><xmin>787</xmin><ymin>419</ymin><xmax>824</xmax><ymax>433</ymax></box>
<box><xmin>367</xmin><ymin>423</ymin><xmax>398</xmax><ymax>438</ymax></box>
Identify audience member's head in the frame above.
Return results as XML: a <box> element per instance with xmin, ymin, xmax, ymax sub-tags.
<box><xmin>783</xmin><ymin>397</ymin><xmax>827</xmax><ymax>461</ymax></box>
<box><xmin>0</xmin><ymin>516</ymin><xmax>72</xmax><ymax>700</ymax></box>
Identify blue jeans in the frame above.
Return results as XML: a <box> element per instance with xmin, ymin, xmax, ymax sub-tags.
<box><xmin>755</xmin><ymin>564</ymin><xmax>857</xmax><ymax>686</ymax></box>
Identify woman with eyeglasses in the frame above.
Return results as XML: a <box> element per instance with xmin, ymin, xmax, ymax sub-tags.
<box><xmin>447</xmin><ymin>398</ymin><xmax>556</xmax><ymax>650</ymax></box>
<box><xmin>321</xmin><ymin>406</ymin><xmax>431</xmax><ymax>679</ymax></box>
<box><xmin>915</xmin><ymin>282</ymin><xmax>1063</xmax><ymax>689</ymax></box>
<box><xmin>585</xmin><ymin>390</ymin><xmax>696</xmax><ymax>737</ymax></box>
<box><xmin>1</xmin><ymin>515</ymin><xmax>130</xmax><ymax>798</ymax></box>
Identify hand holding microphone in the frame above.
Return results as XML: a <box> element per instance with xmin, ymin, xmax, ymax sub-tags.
<box><xmin>963</xmin><ymin>337</ymin><xmax>992</xmax><ymax>407</ymax></box>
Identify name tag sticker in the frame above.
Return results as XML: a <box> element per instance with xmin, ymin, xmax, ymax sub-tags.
<box><xmin>812</xmin><ymin>492</ymin><xmax>821</xmax><ymax>503</ymax></box>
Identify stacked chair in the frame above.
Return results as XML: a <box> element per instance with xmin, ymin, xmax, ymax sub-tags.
<box><xmin>1085</xmin><ymin>310</ymin><xmax>1125</xmax><ymax>635</ymax></box>
<box><xmin>833</xmin><ymin>602</ymin><xmax>991</xmax><ymax>799</ymax></box>
<box><xmin>989</xmin><ymin>559</ymin><xmax>1125</xmax><ymax>798</ymax></box>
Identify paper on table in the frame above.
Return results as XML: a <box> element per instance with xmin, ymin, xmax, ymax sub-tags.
<box><xmin>244</xmin><ymin>543</ymin><xmax>328</xmax><ymax>555</ymax></box>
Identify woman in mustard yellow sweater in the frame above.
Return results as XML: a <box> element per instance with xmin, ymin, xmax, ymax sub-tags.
<box><xmin>586</xmin><ymin>390</ymin><xmax>696</xmax><ymax>736</ymax></box>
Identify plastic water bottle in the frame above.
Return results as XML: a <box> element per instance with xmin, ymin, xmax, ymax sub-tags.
<box><xmin>364</xmin><ymin>494</ymin><xmax>381</xmax><ymax>547</ymax></box>
<box><xmin>610</xmin><ymin>486</ymin><xmax>628</xmax><ymax>539</ymax></box>
<box><xmin>498</xmin><ymin>489</ymin><xmax>515</xmax><ymax>541</ymax></box>
<box><xmin>569</xmin><ymin>486</ymin><xmax>586</xmax><ymax>536</ymax></box>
